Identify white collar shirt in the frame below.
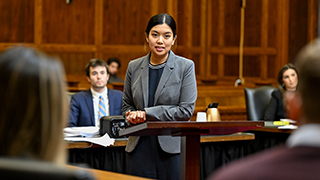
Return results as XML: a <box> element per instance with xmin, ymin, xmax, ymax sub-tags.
<box><xmin>90</xmin><ymin>88</ymin><xmax>109</xmax><ymax>127</ymax></box>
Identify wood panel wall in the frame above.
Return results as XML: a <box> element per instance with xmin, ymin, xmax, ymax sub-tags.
<box><xmin>0</xmin><ymin>0</ymin><xmax>317</xmax><ymax>84</ymax></box>
<box><xmin>0</xmin><ymin>0</ymin><xmax>318</xmax><ymax>120</ymax></box>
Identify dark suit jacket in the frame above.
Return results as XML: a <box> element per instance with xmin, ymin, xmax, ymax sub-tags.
<box><xmin>264</xmin><ymin>89</ymin><xmax>287</xmax><ymax>121</ymax></box>
<box><xmin>68</xmin><ymin>89</ymin><xmax>123</xmax><ymax>127</ymax></box>
<box><xmin>108</xmin><ymin>74</ymin><xmax>123</xmax><ymax>83</ymax></box>
<box><xmin>208</xmin><ymin>145</ymin><xmax>320</xmax><ymax>180</ymax></box>
<box><xmin>122</xmin><ymin>50</ymin><xmax>197</xmax><ymax>154</ymax></box>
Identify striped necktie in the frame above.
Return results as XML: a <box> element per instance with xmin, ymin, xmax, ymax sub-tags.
<box><xmin>99</xmin><ymin>95</ymin><xmax>106</xmax><ymax>119</ymax></box>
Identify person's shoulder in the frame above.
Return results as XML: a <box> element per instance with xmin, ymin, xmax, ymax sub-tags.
<box><xmin>108</xmin><ymin>75</ymin><xmax>123</xmax><ymax>83</ymax></box>
<box><xmin>69</xmin><ymin>90</ymin><xmax>91</xmax><ymax>105</ymax></box>
<box><xmin>114</xmin><ymin>75</ymin><xmax>124</xmax><ymax>82</ymax></box>
<box><xmin>272</xmin><ymin>89</ymin><xmax>282</xmax><ymax>98</ymax></box>
<box><xmin>208</xmin><ymin>146</ymin><xmax>288</xmax><ymax>180</ymax></box>
<box><xmin>128</xmin><ymin>54</ymin><xmax>148</xmax><ymax>66</ymax></box>
<box><xmin>170</xmin><ymin>54</ymin><xmax>194</xmax><ymax>71</ymax></box>
<box><xmin>108</xmin><ymin>88</ymin><xmax>123</xmax><ymax>95</ymax></box>
<box><xmin>72</xmin><ymin>90</ymin><xmax>91</xmax><ymax>98</ymax></box>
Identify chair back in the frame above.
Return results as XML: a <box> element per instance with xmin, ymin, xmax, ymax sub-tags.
<box><xmin>0</xmin><ymin>158</ymin><xmax>95</xmax><ymax>180</ymax></box>
<box><xmin>244</xmin><ymin>86</ymin><xmax>276</xmax><ymax>121</ymax></box>
<box><xmin>67</xmin><ymin>92</ymin><xmax>75</xmax><ymax>103</ymax></box>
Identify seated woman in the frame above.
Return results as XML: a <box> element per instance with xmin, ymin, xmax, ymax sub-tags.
<box><xmin>264</xmin><ymin>63</ymin><xmax>299</xmax><ymax>121</ymax></box>
<box><xmin>0</xmin><ymin>46</ymin><xmax>67</xmax><ymax>164</ymax></box>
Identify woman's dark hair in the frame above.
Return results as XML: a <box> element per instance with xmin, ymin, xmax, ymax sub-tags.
<box><xmin>277</xmin><ymin>63</ymin><xmax>298</xmax><ymax>90</ymax></box>
<box><xmin>145</xmin><ymin>13</ymin><xmax>176</xmax><ymax>37</ymax></box>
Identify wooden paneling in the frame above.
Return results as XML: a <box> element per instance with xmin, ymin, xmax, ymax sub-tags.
<box><xmin>288</xmin><ymin>0</ymin><xmax>308</xmax><ymax>63</ymax></box>
<box><xmin>244</xmin><ymin>0</ymin><xmax>262</xmax><ymax>47</ymax></box>
<box><xmin>102</xmin><ymin>0</ymin><xmax>152</xmax><ymax>45</ymax></box>
<box><xmin>100</xmin><ymin>51</ymin><xmax>147</xmax><ymax>80</ymax></box>
<box><xmin>42</xmin><ymin>0</ymin><xmax>95</xmax><ymax>44</ymax></box>
<box><xmin>224</xmin><ymin>55</ymin><xmax>238</xmax><ymax>77</ymax></box>
<box><xmin>0</xmin><ymin>0</ymin><xmax>34</xmax><ymax>43</ymax></box>
<box><xmin>209</xmin><ymin>54</ymin><xmax>218</xmax><ymax>77</ymax></box>
<box><xmin>243</xmin><ymin>56</ymin><xmax>261</xmax><ymax>78</ymax></box>
<box><xmin>224</xmin><ymin>0</ymin><xmax>241</xmax><ymax>47</ymax></box>
<box><xmin>0</xmin><ymin>0</ymin><xmax>317</xmax><ymax>85</ymax></box>
<box><xmin>0</xmin><ymin>0</ymin><xmax>318</xmax><ymax>120</ymax></box>
<box><xmin>193</xmin><ymin>86</ymin><xmax>247</xmax><ymax>121</ymax></box>
<box><xmin>53</xmin><ymin>52</ymin><xmax>95</xmax><ymax>76</ymax></box>
<box><xmin>208</xmin><ymin>0</ymin><xmax>219</xmax><ymax>47</ymax></box>
<box><xmin>267</xmin><ymin>55</ymin><xmax>277</xmax><ymax>80</ymax></box>
<box><xmin>192</xmin><ymin>53</ymin><xmax>201</xmax><ymax>76</ymax></box>
<box><xmin>203</xmin><ymin>0</ymin><xmax>318</xmax><ymax>87</ymax></box>
<box><xmin>176</xmin><ymin>0</ymin><xmax>206</xmax><ymax>81</ymax></box>
<box><xmin>267</xmin><ymin>0</ymin><xmax>278</xmax><ymax>47</ymax></box>
<box><xmin>191</xmin><ymin>0</ymin><xmax>202</xmax><ymax>47</ymax></box>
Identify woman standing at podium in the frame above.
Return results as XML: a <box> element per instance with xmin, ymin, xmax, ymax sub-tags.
<box><xmin>122</xmin><ymin>13</ymin><xmax>197</xmax><ymax>180</ymax></box>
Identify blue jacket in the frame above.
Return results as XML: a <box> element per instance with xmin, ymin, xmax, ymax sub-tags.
<box><xmin>68</xmin><ymin>89</ymin><xmax>123</xmax><ymax>127</ymax></box>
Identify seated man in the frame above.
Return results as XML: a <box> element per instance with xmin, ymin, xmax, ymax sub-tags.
<box><xmin>107</xmin><ymin>57</ymin><xmax>124</xmax><ymax>83</ymax></box>
<box><xmin>208</xmin><ymin>39</ymin><xmax>320</xmax><ymax>180</ymax></box>
<box><xmin>69</xmin><ymin>59</ymin><xmax>123</xmax><ymax>127</ymax></box>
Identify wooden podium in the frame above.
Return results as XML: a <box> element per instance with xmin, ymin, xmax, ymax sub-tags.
<box><xmin>119</xmin><ymin>121</ymin><xmax>264</xmax><ymax>180</ymax></box>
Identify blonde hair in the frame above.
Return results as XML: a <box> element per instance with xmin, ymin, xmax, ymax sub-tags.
<box><xmin>0</xmin><ymin>46</ymin><xmax>67</xmax><ymax>164</ymax></box>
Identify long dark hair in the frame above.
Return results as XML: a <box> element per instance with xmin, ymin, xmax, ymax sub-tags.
<box><xmin>145</xmin><ymin>13</ymin><xmax>177</xmax><ymax>37</ymax></box>
<box><xmin>277</xmin><ymin>63</ymin><xmax>298</xmax><ymax>91</ymax></box>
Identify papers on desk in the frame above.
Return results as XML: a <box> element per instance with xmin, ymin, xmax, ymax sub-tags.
<box><xmin>64</xmin><ymin>127</ymin><xmax>99</xmax><ymax>138</ymax></box>
<box><xmin>264</xmin><ymin>120</ymin><xmax>298</xmax><ymax>130</ymax></box>
<box><xmin>278</xmin><ymin>125</ymin><xmax>298</xmax><ymax>129</ymax></box>
<box><xmin>280</xmin><ymin>119</ymin><xmax>297</xmax><ymax>124</ymax></box>
<box><xmin>278</xmin><ymin>119</ymin><xmax>298</xmax><ymax>129</ymax></box>
<box><xmin>264</xmin><ymin>121</ymin><xmax>290</xmax><ymax>127</ymax></box>
<box><xmin>64</xmin><ymin>127</ymin><xmax>115</xmax><ymax>147</ymax></box>
<box><xmin>65</xmin><ymin>133</ymin><xmax>115</xmax><ymax>147</ymax></box>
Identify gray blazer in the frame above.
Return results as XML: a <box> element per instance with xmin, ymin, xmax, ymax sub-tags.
<box><xmin>122</xmin><ymin>50</ymin><xmax>197</xmax><ymax>154</ymax></box>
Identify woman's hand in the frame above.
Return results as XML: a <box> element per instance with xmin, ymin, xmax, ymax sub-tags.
<box><xmin>126</xmin><ymin>110</ymin><xmax>146</xmax><ymax>124</ymax></box>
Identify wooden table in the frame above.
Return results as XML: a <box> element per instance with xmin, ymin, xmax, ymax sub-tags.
<box><xmin>251</xmin><ymin>126</ymin><xmax>295</xmax><ymax>133</ymax></box>
<box><xmin>67</xmin><ymin>132</ymin><xmax>256</xmax><ymax>179</ymax></box>
<box><xmin>67</xmin><ymin>138</ymin><xmax>127</xmax><ymax>149</ymax></box>
<box><xmin>246</xmin><ymin>126</ymin><xmax>294</xmax><ymax>157</ymax></box>
<box><xmin>67</xmin><ymin>133</ymin><xmax>255</xmax><ymax>149</ymax></box>
<box><xmin>119</xmin><ymin>121</ymin><xmax>264</xmax><ymax>180</ymax></box>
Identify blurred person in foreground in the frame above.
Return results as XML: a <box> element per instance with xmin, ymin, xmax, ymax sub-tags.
<box><xmin>0</xmin><ymin>46</ymin><xmax>67</xmax><ymax>164</ymax></box>
<box><xmin>208</xmin><ymin>39</ymin><xmax>320</xmax><ymax>180</ymax></box>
